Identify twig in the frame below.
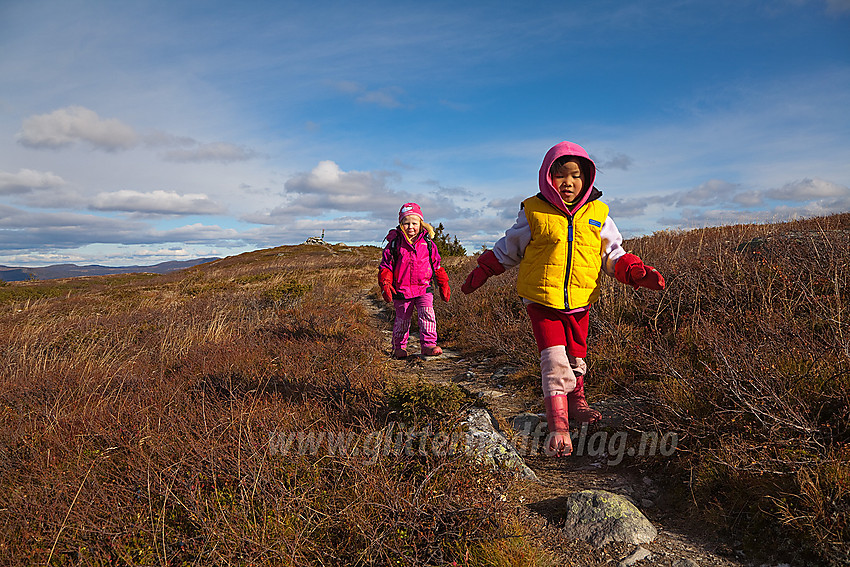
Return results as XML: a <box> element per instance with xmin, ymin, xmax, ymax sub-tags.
<box><xmin>46</xmin><ymin>461</ymin><xmax>95</xmax><ymax>566</ymax></box>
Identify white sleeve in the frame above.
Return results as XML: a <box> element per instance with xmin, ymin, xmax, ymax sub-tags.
<box><xmin>492</xmin><ymin>209</ymin><xmax>531</xmax><ymax>269</ymax></box>
<box><xmin>601</xmin><ymin>216</ymin><xmax>626</xmax><ymax>277</ymax></box>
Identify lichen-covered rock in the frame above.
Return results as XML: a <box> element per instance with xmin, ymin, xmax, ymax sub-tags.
<box><xmin>464</xmin><ymin>408</ymin><xmax>539</xmax><ymax>482</ymax></box>
<box><xmin>561</xmin><ymin>489</ymin><xmax>657</xmax><ymax>547</ymax></box>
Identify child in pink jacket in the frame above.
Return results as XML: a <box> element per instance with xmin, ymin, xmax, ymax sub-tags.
<box><xmin>379</xmin><ymin>203</ymin><xmax>451</xmax><ymax>359</ymax></box>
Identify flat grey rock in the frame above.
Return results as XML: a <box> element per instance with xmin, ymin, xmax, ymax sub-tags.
<box><xmin>561</xmin><ymin>489</ymin><xmax>658</xmax><ymax>547</ymax></box>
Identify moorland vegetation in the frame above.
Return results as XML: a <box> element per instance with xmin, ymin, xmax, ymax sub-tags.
<box><xmin>1</xmin><ymin>213</ymin><xmax>848</xmax><ymax>566</ymax></box>
<box><xmin>0</xmin><ymin>244</ymin><xmax>542</xmax><ymax>565</ymax></box>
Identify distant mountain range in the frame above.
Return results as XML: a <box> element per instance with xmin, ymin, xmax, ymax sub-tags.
<box><xmin>0</xmin><ymin>258</ymin><xmax>219</xmax><ymax>282</ymax></box>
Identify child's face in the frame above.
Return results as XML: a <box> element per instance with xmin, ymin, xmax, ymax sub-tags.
<box><xmin>401</xmin><ymin>215</ymin><xmax>421</xmax><ymax>238</ymax></box>
<box><xmin>551</xmin><ymin>160</ymin><xmax>584</xmax><ymax>204</ymax></box>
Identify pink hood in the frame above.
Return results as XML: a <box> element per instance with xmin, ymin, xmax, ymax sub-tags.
<box><xmin>538</xmin><ymin>141</ymin><xmax>597</xmax><ymax>216</ymax></box>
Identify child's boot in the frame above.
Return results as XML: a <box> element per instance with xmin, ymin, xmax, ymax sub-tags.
<box><xmin>544</xmin><ymin>394</ymin><xmax>572</xmax><ymax>456</ymax></box>
<box><xmin>393</xmin><ymin>348</ymin><xmax>408</xmax><ymax>359</ymax></box>
<box><xmin>420</xmin><ymin>344</ymin><xmax>443</xmax><ymax>356</ymax></box>
<box><xmin>568</xmin><ymin>374</ymin><xmax>601</xmax><ymax>424</ymax></box>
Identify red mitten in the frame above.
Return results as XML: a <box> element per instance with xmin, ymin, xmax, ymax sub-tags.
<box><xmin>461</xmin><ymin>249</ymin><xmax>505</xmax><ymax>294</ymax></box>
<box><xmin>378</xmin><ymin>268</ymin><xmax>396</xmax><ymax>303</ymax></box>
<box><xmin>434</xmin><ymin>267</ymin><xmax>451</xmax><ymax>302</ymax></box>
<box><xmin>615</xmin><ymin>253</ymin><xmax>666</xmax><ymax>290</ymax></box>
<box><xmin>632</xmin><ymin>264</ymin><xmax>665</xmax><ymax>290</ymax></box>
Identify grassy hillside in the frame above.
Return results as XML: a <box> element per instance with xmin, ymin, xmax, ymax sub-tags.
<box><xmin>0</xmin><ymin>243</ymin><xmax>543</xmax><ymax>566</ymax></box>
<box><xmin>2</xmin><ymin>213</ymin><xmax>848</xmax><ymax>565</ymax></box>
<box><xmin>439</xmin><ymin>212</ymin><xmax>850</xmax><ymax>565</ymax></box>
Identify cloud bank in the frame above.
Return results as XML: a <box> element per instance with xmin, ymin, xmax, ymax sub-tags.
<box><xmin>90</xmin><ymin>190</ymin><xmax>226</xmax><ymax>215</ymax></box>
<box><xmin>17</xmin><ymin>106</ymin><xmax>138</xmax><ymax>151</ymax></box>
<box><xmin>0</xmin><ymin>169</ymin><xmax>65</xmax><ymax>195</ymax></box>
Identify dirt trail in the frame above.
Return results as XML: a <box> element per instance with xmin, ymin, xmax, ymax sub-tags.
<box><xmin>362</xmin><ymin>291</ymin><xmax>756</xmax><ymax>567</ymax></box>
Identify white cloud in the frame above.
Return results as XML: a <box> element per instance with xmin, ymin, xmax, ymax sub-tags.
<box><xmin>20</xmin><ymin>188</ymin><xmax>89</xmax><ymax>210</ymax></box>
<box><xmin>607</xmin><ymin>197</ymin><xmax>649</xmax><ymax>218</ymax></box>
<box><xmin>14</xmin><ymin>107</ymin><xmax>256</xmax><ymax>166</ymax></box>
<box><xmin>773</xmin><ymin>195</ymin><xmax>850</xmax><ymax>217</ymax></box>
<box><xmin>487</xmin><ymin>196</ymin><xmax>526</xmax><ymax>219</ymax></box>
<box><xmin>162</xmin><ymin>142</ymin><xmax>258</xmax><ymax>164</ymax></box>
<box><xmin>16</xmin><ymin>106</ymin><xmax>138</xmax><ymax>151</ymax></box>
<box><xmin>90</xmin><ymin>190</ymin><xmax>226</xmax><ymax>215</ymax></box>
<box><xmin>275</xmin><ymin>160</ymin><xmax>402</xmax><ymax>218</ymax></box>
<box><xmin>155</xmin><ymin>223</ymin><xmax>242</xmax><ymax>244</ymax></box>
<box><xmin>676</xmin><ymin>179</ymin><xmax>741</xmax><ymax>206</ymax></box>
<box><xmin>732</xmin><ymin>191</ymin><xmax>765</xmax><ymax>206</ymax></box>
<box><xmin>244</xmin><ymin>161</ymin><xmax>473</xmax><ymax>233</ymax></box>
<box><xmin>0</xmin><ymin>205</ymin><xmax>245</xmax><ymax>253</ymax></box>
<box><xmin>661</xmin><ymin>193</ymin><xmax>850</xmax><ymax>228</ymax></box>
<box><xmin>0</xmin><ymin>168</ymin><xmax>65</xmax><ymax>194</ymax></box>
<box><xmin>290</xmin><ymin>160</ymin><xmax>391</xmax><ymax>197</ymax></box>
<box><xmin>765</xmin><ymin>178</ymin><xmax>849</xmax><ymax>201</ymax></box>
<box><xmin>143</xmin><ymin>130</ymin><xmax>197</xmax><ymax>148</ymax></box>
<box><xmin>0</xmin><ymin>205</ymin><xmax>150</xmax><ymax>251</ymax></box>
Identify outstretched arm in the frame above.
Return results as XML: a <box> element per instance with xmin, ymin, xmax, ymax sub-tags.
<box><xmin>461</xmin><ymin>249</ymin><xmax>505</xmax><ymax>294</ymax></box>
<box><xmin>461</xmin><ymin>208</ymin><xmax>528</xmax><ymax>294</ymax></box>
<box><xmin>600</xmin><ymin>216</ymin><xmax>665</xmax><ymax>290</ymax></box>
<box><xmin>492</xmin><ymin>208</ymin><xmax>531</xmax><ymax>269</ymax></box>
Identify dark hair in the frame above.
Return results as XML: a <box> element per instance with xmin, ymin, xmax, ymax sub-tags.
<box><xmin>549</xmin><ymin>155</ymin><xmax>593</xmax><ymax>180</ymax></box>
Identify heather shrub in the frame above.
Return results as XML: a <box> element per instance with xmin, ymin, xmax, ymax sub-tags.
<box><xmin>386</xmin><ymin>379</ymin><xmax>475</xmax><ymax>427</ymax></box>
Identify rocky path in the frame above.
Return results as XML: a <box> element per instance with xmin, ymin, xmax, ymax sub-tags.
<box><xmin>362</xmin><ymin>291</ymin><xmax>768</xmax><ymax>567</ymax></box>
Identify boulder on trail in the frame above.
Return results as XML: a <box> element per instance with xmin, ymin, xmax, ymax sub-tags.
<box><xmin>560</xmin><ymin>489</ymin><xmax>657</xmax><ymax>547</ymax></box>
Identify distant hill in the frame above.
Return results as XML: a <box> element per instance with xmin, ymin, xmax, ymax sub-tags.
<box><xmin>0</xmin><ymin>258</ymin><xmax>219</xmax><ymax>282</ymax></box>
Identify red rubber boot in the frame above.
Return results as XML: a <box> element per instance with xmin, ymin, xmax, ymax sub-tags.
<box><xmin>568</xmin><ymin>374</ymin><xmax>601</xmax><ymax>424</ymax></box>
<box><xmin>544</xmin><ymin>395</ymin><xmax>572</xmax><ymax>457</ymax></box>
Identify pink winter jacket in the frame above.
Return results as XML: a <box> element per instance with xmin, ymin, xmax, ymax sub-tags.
<box><xmin>379</xmin><ymin>228</ymin><xmax>442</xmax><ymax>300</ymax></box>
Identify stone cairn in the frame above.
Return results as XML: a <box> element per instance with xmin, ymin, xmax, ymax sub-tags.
<box><xmin>304</xmin><ymin>230</ymin><xmax>326</xmax><ymax>245</ymax></box>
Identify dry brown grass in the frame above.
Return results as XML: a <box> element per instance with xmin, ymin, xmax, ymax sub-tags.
<box><xmin>0</xmin><ymin>244</ymin><xmax>548</xmax><ymax>566</ymax></box>
<box><xmin>437</xmin><ymin>212</ymin><xmax>850</xmax><ymax>565</ymax></box>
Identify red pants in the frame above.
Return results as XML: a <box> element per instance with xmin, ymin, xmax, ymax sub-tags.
<box><xmin>525</xmin><ymin>303</ymin><xmax>589</xmax><ymax>357</ymax></box>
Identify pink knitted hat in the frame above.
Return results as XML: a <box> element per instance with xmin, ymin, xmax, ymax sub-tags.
<box><xmin>398</xmin><ymin>202</ymin><xmax>424</xmax><ymax>224</ymax></box>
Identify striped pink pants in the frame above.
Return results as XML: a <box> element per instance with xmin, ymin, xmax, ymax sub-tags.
<box><xmin>392</xmin><ymin>293</ymin><xmax>438</xmax><ymax>350</ymax></box>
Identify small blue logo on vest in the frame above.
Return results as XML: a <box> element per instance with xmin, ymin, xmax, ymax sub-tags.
<box><xmin>588</xmin><ymin>219</ymin><xmax>602</xmax><ymax>228</ymax></box>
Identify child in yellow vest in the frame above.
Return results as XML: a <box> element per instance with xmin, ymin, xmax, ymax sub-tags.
<box><xmin>461</xmin><ymin>141</ymin><xmax>665</xmax><ymax>457</ymax></box>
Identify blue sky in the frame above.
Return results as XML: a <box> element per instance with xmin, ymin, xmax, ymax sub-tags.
<box><xmin>1</xmin><ymin>0</ymin><xmax>848</xmax><ymax>266</ymax></box>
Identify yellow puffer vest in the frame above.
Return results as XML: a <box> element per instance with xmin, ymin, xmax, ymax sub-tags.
<box><xmin>516</xmin><ymin>195</ymin><xmax>609</xmax><ymax>310</ymax></box>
